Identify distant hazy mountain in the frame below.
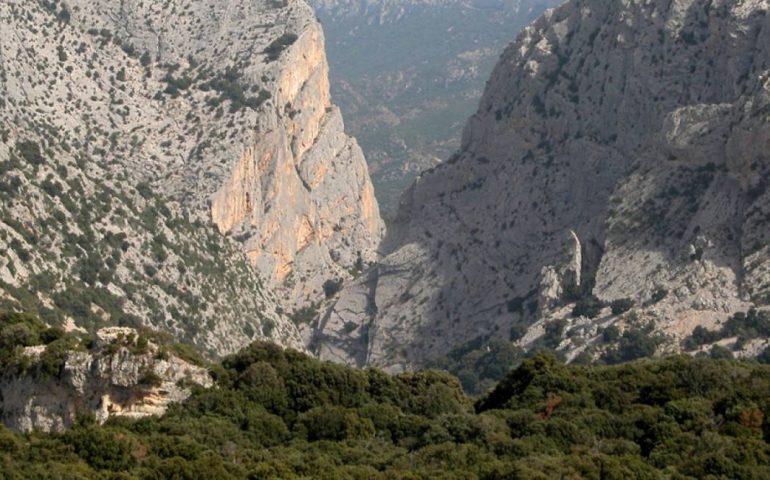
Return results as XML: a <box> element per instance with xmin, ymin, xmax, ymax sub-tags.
<box><xmin>311</xmin><ymin>0</ymin><xmax>562</xmax><ymax>216</ymax></box>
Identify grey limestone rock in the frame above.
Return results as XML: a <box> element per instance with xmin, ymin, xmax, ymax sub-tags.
<box><xmin>315</xmin><ymin>0</ymin><xmax>770</xmax><ymax>368</ymax></box>
<box><xmin>1</xmin><ymin>328</ymin><xmax>213</xmax><ymax>433</ymax></box>
<box><xmin>0</xmin><ymin>0</ymin><xmax>382</xmax><ymax>354</ymax></box>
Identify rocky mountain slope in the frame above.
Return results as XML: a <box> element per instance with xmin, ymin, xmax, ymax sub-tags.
<box><xmin>310</xmin><ymin>0</ymin><xmax>561</xmax><ymax>215</ymax></box>
<box><xmin>314</xmin><ymin>0</ymin><xmax>770</xmax><ymax>371</ymax></box>
<box><xmin>0</xmin><ymin>0</ymin><xmax>382</xmax><ymax>354</ymax></box>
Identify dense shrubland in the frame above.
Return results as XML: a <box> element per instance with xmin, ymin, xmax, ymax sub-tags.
<box><xmin>1</xmin><ymin>325</ymin><xmax>770</xmax><ymax>478</ymax></box>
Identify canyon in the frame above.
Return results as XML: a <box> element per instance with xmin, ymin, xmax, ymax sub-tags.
<box><xmin>314</xmin><ymin>0</ymin><xmax>770</xmax><ymax>371</ymax></box>
<box><xmin>311</xmin><ymin>0</ymin><xmax>562</xmax><ymax>215</ymax></box>
<box><xmin>2</xmin><ymin>0</ymin><xmax>770</xmax><ymax>432</ymax></box>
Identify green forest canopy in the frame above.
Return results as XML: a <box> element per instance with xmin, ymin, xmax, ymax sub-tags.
<box><xmin>1</xmin><ymin>333</ymin><xmax>770</xmax><ymax>479</ymax></box>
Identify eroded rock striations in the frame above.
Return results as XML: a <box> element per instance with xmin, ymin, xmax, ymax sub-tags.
<box><xmin>0</xmin><ymin>0</ymin><xmax>382</xmax><ymax>354</ymax></box>
<box><xmin>315</xmin><ymin>0</ymin><xmax>770</xmax><ymax>370</ymax></box>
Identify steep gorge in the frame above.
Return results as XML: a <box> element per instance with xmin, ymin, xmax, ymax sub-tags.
<box><xmin>310</xmin><ymin>0</ymin><xmax>562</xmax><ymax>215</ymax></box>
<box><xmin>314</xmin><ymin>0</ymin><xmax>770</xmax><ymax>370</ymax></box>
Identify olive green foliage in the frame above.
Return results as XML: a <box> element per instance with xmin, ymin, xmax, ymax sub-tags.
<box><xmin>0</xmin><ymin>311</ymin><xmax>81</xmax><ymax>377</ymax></box>
<box><xmin>263</xmin><ymin>33</ymin><xmax>298</xmax><ymax>61</ymax></box>
<box><xmin>1</xmin><ymin>341</ymin><xmax>770</xmax><ymax>478</ymax></box>
<box><xmin>602</xmin><ymin>323</ymin><xmax>663</xmax><ymax>364</ymax></box>
<box><xmin>610</xmin><ymin>298</ymin><xmax>635</xmax><ymax>315</ymax></box>
<box><xmin>684</xmin><ymin>308</ymin><xmax>770</xmax><ymax>351</ymax></box>
<box><xmin>289</xmin><ymin>303</ymin><xmax>318</xmax><ymax>326</ymax></box>
<box><xmin>429</xmin><ymin>337</ymin><xmax>525</xmax><ymax>395</ymax></box>
<box><xmin>201</xmin><ymin>67</ymin><xmax>272</xmax><ymax>113</ymax></box>
<box><xmin>0</xmin><ymin>312</ymin><xmax>206</xmax><ymax>381</ymax></box>
<box><xmin>15</xmin><ymin>140</ymin><xmax>45</xmax><ymax>165</ymax></box>
<box><xmin>572</xmin><ymin>294</ymin><xmax>605</xmax><ymax>318</ymax></box>
<box><xmin>322</xmin><ymin>278</ymin><xmax>343</xmax><ymax>299</ymax></box>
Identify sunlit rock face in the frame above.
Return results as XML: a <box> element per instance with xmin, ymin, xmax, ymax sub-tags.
<box><xmin>207</xmin><ymin>14</ymin><xmax>385</xmax><ymax>309</ymax></box>
<box><xmin>0</xmin><ymin>0</ymin><xmax>383</xmax><ymax>354</ymax></box>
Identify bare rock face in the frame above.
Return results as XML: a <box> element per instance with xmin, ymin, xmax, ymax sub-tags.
<box><xmin>314</xmin><ymin>0</ymin><xmax>770</xmax><ymax>369</ymax></box>
<box><xmin>199</xmin><ymin>9</ymin><xmax>385</xmax><ymax>308</ymax></box>
<box><xmin>538</xmin><ymin>230</ymin><xmax>582</xmax><ymax>314</ymax></box>
<box><xmin>1</xmin><ymin>328</ymin><xmax>212</xmax><ymax>433</ymax></box>
<box><xmin>0</xmin><ymin>0</ymin><xmax>382</xmax><ymax>353</ymax></box>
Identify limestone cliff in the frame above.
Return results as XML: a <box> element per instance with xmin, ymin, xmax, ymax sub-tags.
<box><xmin>1</xmin><ymin>328</ymin><xmax>212</xmax><ymax>433</ymax></box>
<box><xmin>63</xmin><ymin>0</ymin><xmax>384</xmax><ymax>310</ymax></box>
<box><xmin>208</xmin><ymin>17</ymin><xmax>385</xmax><ymax>308</ymax></box>
<box><xmin>0</xmin><ymin>0</ymin><xmax>382</xmax><ymax>354</ymax></box>
<box><xmin>314</xmin><ymin>0</ymin><xmax>770</xmax><ymax>369</ymax></box>
<box><xmin>310</xmin><ymin>0</ymin><xmax>562</xmax><ymax>215</ymax></box>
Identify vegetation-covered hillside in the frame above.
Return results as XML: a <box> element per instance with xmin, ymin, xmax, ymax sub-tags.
<box><xmin>1</xmin><ymin>334</ymin><xmax>770</xmax><ymax>478</ymax></box>
<box><xmin>0</xmin><ymin>0</ymin><xmax>305</xmax><ymax>356</ymax></box>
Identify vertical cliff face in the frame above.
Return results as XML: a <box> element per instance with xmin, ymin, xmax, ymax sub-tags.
<box><xmin>309</xmin><ymin>0</ymin><xmax>563</xmax><ymax>215</ymax></box>
<box><xmin>0</xmin><ymin>0</ymin><xmax>382</xmax><ymax>355</ymax></box>
<box><xmin>69</xmin><ymin>0</ymin><xmax>384</xmax><ymax>309</ymax></box>
<box><xmin>209</xmin><ymin>20</ymin><xmax>385</xmax><ymax>308</ymax></box>
<box><xmin>314</xmin><ymin>0</ymin><xmax>770</xmax><ymax>370</ymax></box>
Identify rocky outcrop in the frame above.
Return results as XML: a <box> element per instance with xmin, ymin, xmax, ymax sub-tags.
<box><xmin>314</xmin><ymin>0</ymin><xmax>770</xmax><ymax>369</ymax></box>
<box><xmin>1</xmin><ymin>328</ymin><xmax>212</xmax><ymax>433</ymax></box>
<box><xmin>0</xmin><ymin>0</ymin><xmax>382</xmax><ymax>353</ymax></box>
<box><xmin>538</xmin><ymin>230</ymin><xmax>582</xmax><ymax>314</ymax></box>
<box><xmin>203</xmin><ymin>10</ymin><xmax>385</xmax><ymax>308</ymax></box>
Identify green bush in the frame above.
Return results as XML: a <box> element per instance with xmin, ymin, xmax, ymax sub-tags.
<box><xmin>602</xmin><ymin>325</ymin><xmax>621</xmax><ymax>342</ymax></box>
<box><xmin>296</xmin><ymin>406</ymin><xmax>375</xmax><ymax>441</ymax></box>
<box><xmin>572</xmin><ymin>295</ymin><xmax>604</xmax><ymax>318</ymax></box>
<box><xmin>64</xmin><ymin>424</ymin><xmax>136</xmax><ymax>470</ymax></box>
<box><xmin>610</xmin><ymin>298</ymin><xmax>635</xmax><ymax>315</ymax></box>
<box><xmin>323</xmin><ymin>279</ymin><xmax>343</xmax><ymax>299</ymax></box>
<box><xmin>138</xmin><ymin>369</ymin><xmax>163</xmax><ymax>388</ymax></box>
<box><xmin>683</xmin><ymin>309</ymin><xmax>770</xmax><ymax>350</ymax></box>
<box><xmin>1</xmin><ymin>336</ymin><xmax>770</xmax><ymax>478</ymax></box>
<box><xmin>140</xmin><ymin>51</ymin><xmax>152</xmax><ymax>67</ymax></box>
<box><xmin>201</xmin><ymin>68</ymin><xmax>272</xmax><ymax>112</ymax></box>
<box><xmin>709</xmin><ymin>345</ymin><xmax>734</xmax><ymax>360</ymax></box>
<box><xmin>684</xmin><ymin>325</ymin><xmax>721</xmax><ymax>350</ymax></box>
<box><xmin>290</xmin><ymin>304</ymin><xmax>318</xmax><ymax>325</ymax></box>
<box><xmin>602</xmin><ymin>325</ymin><xmax>662</xmax><ymax>364</ymax></box>
<box><xmin>263</xmin><ymin>33</ymin><xmax>298</xmax><ymax>61</ymax></box>
<box><xmin>38</xmin><ymin>335</ymin><xmax>83</xmax><ymax>378</ymax></box>
<box><xmin>428</xmin><ymin>338</ymin><xmax>524</xmax><ymax>395</ymax></box>
<box><xmin>646</xmin><ymin>288</ymin><xmax>668</xmax><ymax>306</ymax></box>
<box><xmin>16</xmin><ymin>140</ymin><xmax>44</xmax><ymax>165</ymax></box>
<box><xmin>543</xmin><ymin>319</ymin><xmax>567</xmax><ymax>348</ymax></box>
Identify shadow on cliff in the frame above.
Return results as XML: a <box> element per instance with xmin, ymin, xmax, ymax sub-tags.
<box><xmin>323</xmin><ymin>0</ymin><xmax>770</xmax><ymax>369</ymax></box>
